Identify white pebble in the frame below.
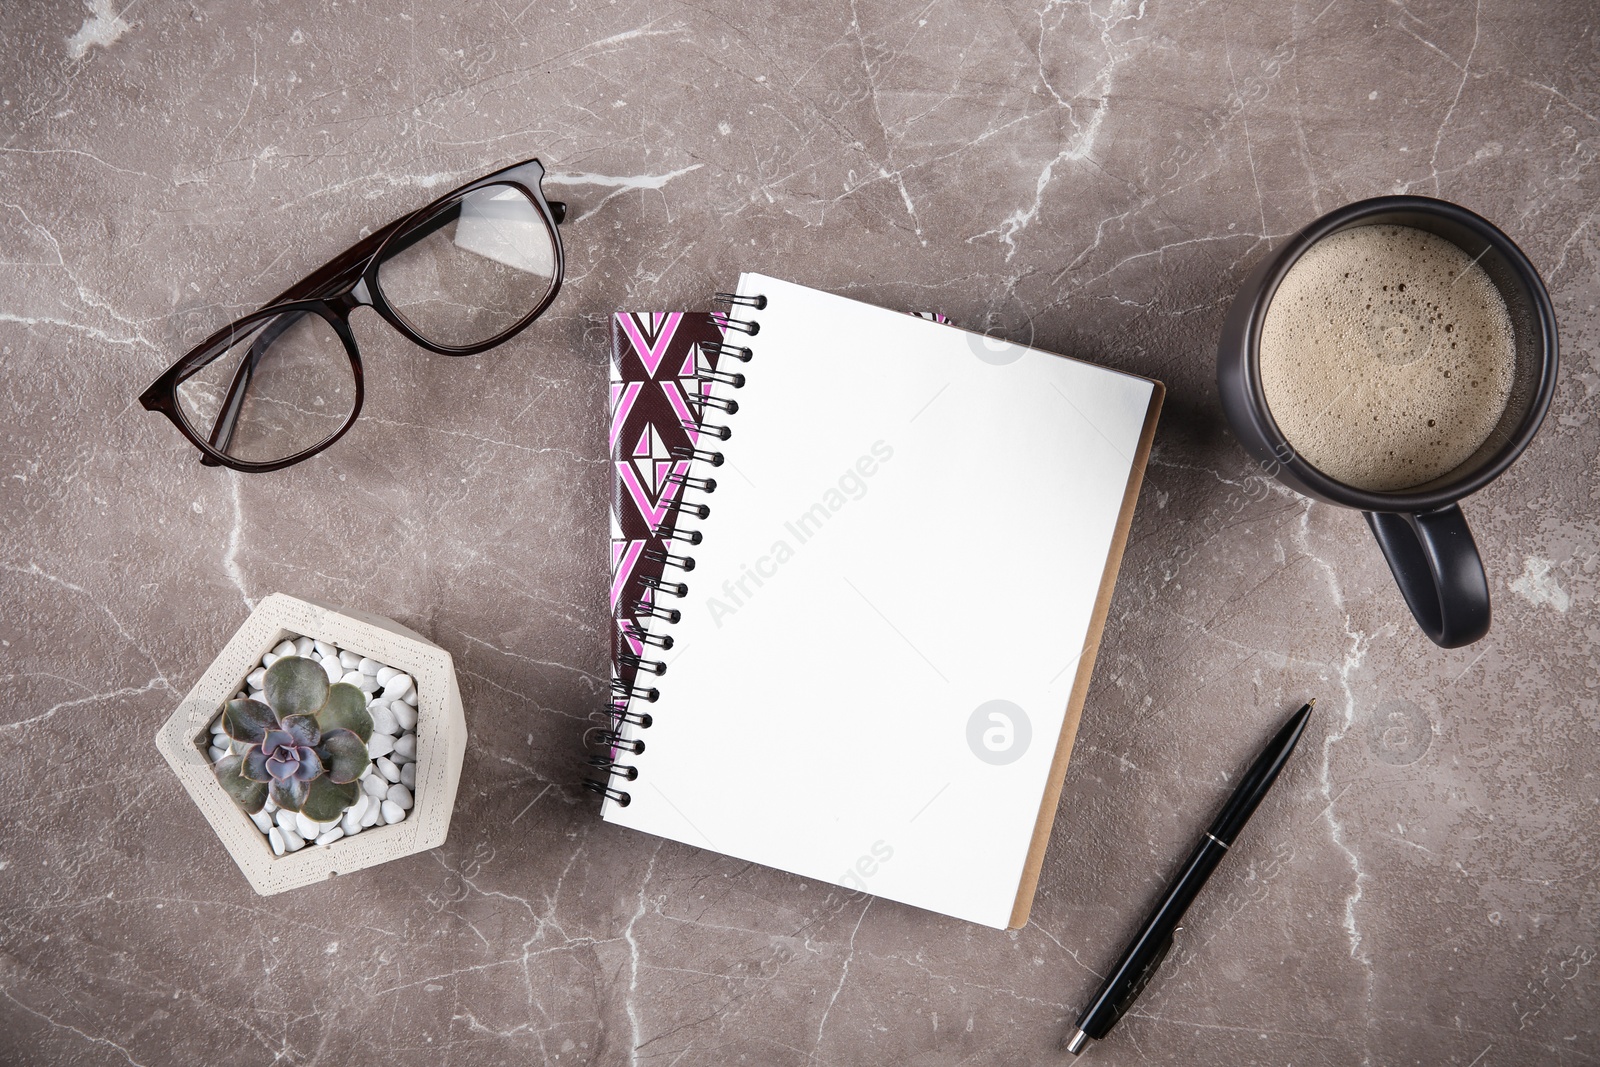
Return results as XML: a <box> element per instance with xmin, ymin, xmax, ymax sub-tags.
<box><xmin>208</xmin><ymin>745</ymin><xmax>226</xmax><ymax>762</ymax></box>
<box><xmin>367</xmin><ymin>732</ymin><xmax>395</xmax><ymax>758</ymax></box>
<box><xmin>320</xmin><ymin>658</ymin><xmax>342</xmax><ymax>684</ymax></box>
<box><xmin>295</xmin><ymin>812</ymin><xmax>320</xmax><ymax>840</ymax></box>
<box><xmin>402</xmin><ymin>689</ymin><xmax>418</xmax><ymax>707</ymax></box>
<box><xmin>350</xmin><ymin>792</ymin><xmax>370</xmax><ymax>819</ymax></box>
<box><xmin>272</xmin><ymin>639</ymin><xmax>296</xmax><ymax>657</ymax></box>
<box><xmin>376</xmin><ymin>756</ymin><xmax>401</xmax><ymax>783</ymax></box>
<box><xmin>338</xmin><ymin>650</ymin><xmax>361</xmax><ymax>669</ymax></box>
<box><xmin>338</xmin><ymin>670</ymin><xmax>364</xmax><ymax>688</ymax></box>
<box><xmin>210</xmin><ymin>717</ymin><xmax>228</xmax><ymax>735</ymax></box>
<box><xmin>263</xmin><ymin>796</ymin><xmax>278</xmax><ymax>814</ymax></box>
<box><xmin>357</xmin><ymin>674</ymin><xmax>381</xmax><ymax>693</ymax></box>
<box><xmin>314</xmin><ymin>640</ymin><xmax>338</xmax><ymax>659</ymax></box>
<box><xmin>394</xmin><ymin>733</ymin><xmax>416</xmax><ymax>759</ymax></box>
<box><xmin>381</xmin><ymin>800</ymin><xmax>404</xmax><ymax>824</ymax></box>
<box><xmin>369</xmin><ymin>703</ymin><xmax>398</xmax><ymax>735</ymax></box>
<box><xmin>391</xmin><ymin>752</ymin><xmax>412</xmax><ymax>767</ymax></box>
<box><xmin>381</xmin><ymin>674</ymin><xmax>413</xmax><ymax>701</ymax></box>
<box><xmin>293</xmin><ymin>636</ymin><xmax>315</xmax><ymax>657</ymax></box>
<box><xmin>387</xmin><ymin>783</ymin><xmax>413</xmax><ymax>810</ymax></box>
<box><xmin>393</xmin><ymin>702</ymin><xmax>418</xmax><ymax>731</ymax></box>
<box><xmin>360</xmin><ymin>803</ymin><xmax>381</xmax><ymax>827</ymax></box>
<box><xmin>375</xmin><ymin>665</ymin><xmax>400</xmax><ymax>686</ymax></box>
<box><xmin>261</xmin><ymin>652</ymin><xmax>279</xmax><ymax>668</ymax></box>
<box><xmin>341</xmin><ymin>810</ymin><xmax>364</xmax><ymax>836</ymax></box>
<box><xmin>400</xmin><ymin>762</ymin><xmax>415</xmax><ymax>789</ymax></box>
<box><xmin>246</xmin><ymin>668</ymin><xmax>267</xmax><ymax>690</ymax></box>
<box><xmin>269</xmin><ymin>827</ymin><xmax>285</xmax><ymax>855</ymax></box>
<box><xmin>315</xmin><ymin>827</ymin><xmax>344</xmax><ymax>846</ymax></box>
<box><xmin>361</xmin><ymin>774</ymin><xmax>388</xmax><ymax>798</ymax></box>
<box><xmin>357</xmin><ymin>657</ymin><xmax>382</xmax><ymax>676</ymax></box>
<box><xmin>281</xmin><ymin>828</ymin><xmax>305</xmax><ymax>852</ymax></box>
<box><xmin>275</xmin><ymin>809</ymin><xmax>298</xmax><ymax>830</ymax></box>
<box><xmin>250</xmin><ymin>809</ymin><xmax>274</xmax><ymax>833</ymax></box>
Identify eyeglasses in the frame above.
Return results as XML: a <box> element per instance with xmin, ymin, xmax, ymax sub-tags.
<box><xmin>139</xmin><ymin>158</ymin><xmax>566</xmax><ymax>472</ymax></box>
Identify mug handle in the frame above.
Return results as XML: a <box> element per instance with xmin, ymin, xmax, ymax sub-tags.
<box><xmin>1363</xmin><ymin>505</ymin><xmax>1491</xmax><ymax>648</ymax></box>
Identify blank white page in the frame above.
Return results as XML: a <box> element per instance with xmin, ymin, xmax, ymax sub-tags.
<box><xmin>604</xmin><ymin>274</ymin><xmax>1154</xmax><ymax>929</ymax></box>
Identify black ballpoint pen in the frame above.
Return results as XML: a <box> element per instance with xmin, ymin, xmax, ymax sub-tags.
<box><xmin>1061</xmin><ymin>700</ymin><xmax>1315</xmax><ymax>1056</ymax></box>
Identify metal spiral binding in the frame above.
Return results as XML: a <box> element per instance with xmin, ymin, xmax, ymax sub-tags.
<box><xmin>645</xmin><ymin>546</ymin><xmax>696</xmax><ymax>571</ymax></box>
<box><xmin>586</xmin><ymin>291</ymin><xmax>764</xmax><ymax>807</ymax></box>
<box><xmin>632</xmin><ymin>599</ymin><xmax>681</xmax><ymax>623</ymax></box>
<box><xmin>611</xmin><ymin>706</ymin><xmax>653</xmax><ymax>728</ymax></box>
<box><xmin>686</xmin><ymin>393</ymin><xmax>739</xmax><ymax>414</ymax></box>
<box><xmin>655</xmin><ymin>524</ymin><xmax>703</xmax><ymax>546</ymax></box>
<box><xmin>639</xmin><ymin>574</ymin><xmax>688</xmax><ymax>597</ymax></box>
<box><xmin>671</xmin><ymin>444</ymin><xmax>723</xmax><ymax>466</ymax></box>
<box><xmin>619</xmin><ymin>652</ymin><xmax>667</xmax><ymax>676</ymax></box>
<box><xmin>588</xmin><ymin>755</ymin><xmax>639</xmax><ymax>781</ymax></box>
<box><xmin>701</xmin><ymin>341</ymin><xmax>752</xmax><ymax>362</ymax></box>
<box><xmin>663</xmin><ymin>473</ymin><xmax>716</xmax><ymax>495</ymax></box>
<box><xmin>624</xmin><ymin>624</ymin><xmax>674</xmax><ymax>650</ymax></box>
<box><xmin>713</xmin><ymin>314</ymin><xmax>759</xmax><ymax>336</ymax></box>
<box><xmin>695</xmin><ymin>368</ymin><xmax>745</xmax><ymax>387</ymax></box>
<box><xmin>583</xmin><ymin>781</ymin><xmax>631</xmax><ymax>804</ymax></box>
<box><xmin>682</xmin><ymin>420</ymin><xmax>731</xmax><ymax>440</ymax></box>
<box><xmin>597</xmin><ymin>730</ymin><xmax>645</xmax><ymax>754</ymax></box>
<box><xmin>611</xmin><ymin>677</ymin><xmax>659</xmax><ymax>702</ymax></box>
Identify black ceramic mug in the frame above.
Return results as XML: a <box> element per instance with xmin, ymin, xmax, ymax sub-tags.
<box><xmin>1217</xmin><ymin>196</ymin><xmax>1558</xmax><ymax>648</ymax></box>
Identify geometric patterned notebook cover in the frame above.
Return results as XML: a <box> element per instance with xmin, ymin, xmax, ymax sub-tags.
<box><xmin>606</xmin><ymin>312</ymin><xmax>731</xmax><ymax>713</ymax></box>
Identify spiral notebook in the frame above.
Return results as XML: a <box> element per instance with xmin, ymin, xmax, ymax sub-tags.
<box><xmin>593</xmin><ymin>275</ymin><xmax>1162</xmax><ymax>929</ymax></box>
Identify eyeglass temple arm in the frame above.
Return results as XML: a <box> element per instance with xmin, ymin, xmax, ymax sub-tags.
<box><xmin>263</xmin><ymin>196</ymin><xmax>566</xmax><ymax>309</ymax></box>
<box><xmin>199</xmin><ymin>313</ymin><xmax>305</xmax><ymax>464</ymax></box>
<box><xmin>323</xmin><ymin>197</ymin><xmax>566</xmax><ymax>286</ymax></box>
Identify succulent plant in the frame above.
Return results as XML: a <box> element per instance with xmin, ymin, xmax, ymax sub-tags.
<box><xmin>213</xmin><ymin>655</ymin><xmax>373</xmax><ymax>821</ymax></box>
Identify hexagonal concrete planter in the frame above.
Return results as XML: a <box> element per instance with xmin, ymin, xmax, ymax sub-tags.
<box><xmin>154</xmin><ymin>593</ymin><xmax>465</xmax><ymax>895</ymax></box>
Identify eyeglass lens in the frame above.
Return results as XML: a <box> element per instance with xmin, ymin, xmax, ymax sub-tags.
<box><xmin>176</xmin><ymin>310</ymin><xmax>357</xmax><ymax>464</ymax></box>
<box><xmin>376</xmin><ymin>183</ymin><xmax>558</xmax><ymax>349</ymax></box>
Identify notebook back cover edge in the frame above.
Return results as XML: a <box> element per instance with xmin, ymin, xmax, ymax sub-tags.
<box><xmin>1006</xmin><ymin>379</ymin><xmax>1165</xmax><ymax>929</ymax></box>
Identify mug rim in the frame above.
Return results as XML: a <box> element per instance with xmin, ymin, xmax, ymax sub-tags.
<box><xmin>1242</xmin><ymin>194</ymin><xmax>1560</xmax><ymax>513</ymax></box>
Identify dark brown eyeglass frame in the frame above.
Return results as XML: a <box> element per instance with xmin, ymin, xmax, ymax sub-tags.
<box><xmin>138</xmin><ymin>158</ymin><xmax>566</xmax><ymax>473</ymax></box>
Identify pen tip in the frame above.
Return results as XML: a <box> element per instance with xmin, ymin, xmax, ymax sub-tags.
<box><xmin>1307</xmin><ymin>697</ymin><xmax>1316</xmax><ymax>709</ymax></box>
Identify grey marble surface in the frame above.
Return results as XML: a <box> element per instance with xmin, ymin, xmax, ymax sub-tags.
<box><xmin>2</xmin><ymin>0</ymin><xmax>1597</xmax><ymax>1064</ymax></box>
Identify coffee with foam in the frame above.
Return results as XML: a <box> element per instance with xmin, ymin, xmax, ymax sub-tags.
<box><xmin>1259</xmin><ymin>225</ymin><xmax>1515</xmax><ymax>492</ymax></box>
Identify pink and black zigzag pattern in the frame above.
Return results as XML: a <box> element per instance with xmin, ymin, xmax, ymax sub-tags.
<box><xmin>608</xmin><ymin>311</ymin><xmax>730</xmax><ymax>707</ymax></box>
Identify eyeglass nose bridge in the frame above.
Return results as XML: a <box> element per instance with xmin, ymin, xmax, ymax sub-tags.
<box><xmin>329</xmin><ymin>278</ymin><xmax>375</xmax><ymax>316</ymax></box>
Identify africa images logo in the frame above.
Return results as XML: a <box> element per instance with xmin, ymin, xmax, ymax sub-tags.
<box><xmin>964</xmin><ymin>295</ymin><xmax>1035</xmax><ymax>366</ymax></box>
<box><xmin>704</xmin><ymin>440</ymin><xmax>894</xmax><ymax>627</ymax></box>
<box><xmin>966</xmin><ymin>700</ymin><xmax>1032</xmax><ymax>765</ymax></box>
